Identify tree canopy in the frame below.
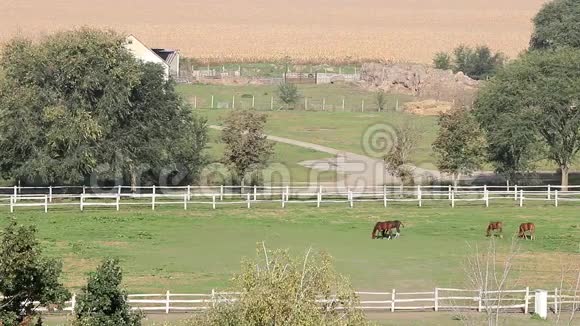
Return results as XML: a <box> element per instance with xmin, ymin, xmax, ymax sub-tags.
<box><xmin>0</xmin><ymin>28</ymin><xmax>207</xmax><ymax>187</ymax></box>
<box><xmin>433</xmin><ymin>45</ymin><xmax>506</xmax><ymax>80</ymax></box>
<box><xmin>531</xmin><ymin>0</ymin><xmax>580</xmax><ymax>50</ymax></box>
<box><xmin>474</xmin><ymin>48</ymin><xmax>580</xmax><ymax>187</ymax></box>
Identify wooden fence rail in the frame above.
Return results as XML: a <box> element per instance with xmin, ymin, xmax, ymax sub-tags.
<box><xmin>2</xmin><ymin>184</ymin><xmax>580</xmax><ymax>213</ymax></box>
<box><xmin>5</xmin><ymin>288</ymin><xmax>578</xmax><ymax>315</ymax></box>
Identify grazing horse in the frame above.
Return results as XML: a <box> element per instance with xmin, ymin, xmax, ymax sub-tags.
<box><xmin>486</xmin><ymin>222</ymin><xmax>503</xmax><ymax>238</ymax></box>
<box><xmin>518</xmin><ymin>223</ymin><xmax>535</xmax><ymax>240</ymax></box>
<box><xmin>371</xmin><ymin>220</ymin><xmax>404</xmax><ymax>239</ymax></box>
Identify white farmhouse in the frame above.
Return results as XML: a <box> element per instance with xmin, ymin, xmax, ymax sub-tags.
<box><xmin>124</xmin><ymin>35</ymin><xmax>180</xmax><ymax>80</ymax></box>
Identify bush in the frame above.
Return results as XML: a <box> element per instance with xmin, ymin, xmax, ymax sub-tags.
<box><xmin>0</xmin><ymin>220</ymin><xmax>70</xmax><ymax>326</ymax></box>
<box><xmin>433</xmin><ymin>52</ymin><xmax>452</xmax><ymax>70</ymax></box>
<box><xmin>192</xmin><ymin>243</ymin><xmax>368</xmax><ymax>326</ymax></box>
<box><xmin>74</xmin><ymin>259</ymin><xmax>142</xmax><ymax>326</ymax></box>
<box><xmin>433</xmin><ymin>45</ymin><xmax>506</xmax><ymax>80</ymax></box>
<box><xmin>277</xmin><ymin>83</ymin><xmax>300</xmax><ymax>109</ymax></box>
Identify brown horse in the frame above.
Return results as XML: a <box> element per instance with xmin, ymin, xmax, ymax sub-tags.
<box><xmin>371</xmin><ymin>220</ymin><xmax>404</xmax><ymax>239</ymax></box>
<box><xmin>486</xmin><ymin>222</ymin><xmax>503</xmax><ymax>238</ymax></box>
<box><xmin>518</xmin><ymin>223</ymin><xmax>535</xmax><ymax>240</ymax></box>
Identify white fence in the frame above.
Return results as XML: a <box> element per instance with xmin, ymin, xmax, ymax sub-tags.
<box><xmin>10</xmin><ymin>288</ymin><xmax>579</xmax><ymax>315</ymax></box>
<box><xmin>2</xmin><ymin>184</ymin><xmax>580</xmax><ymax>213</ymax></box>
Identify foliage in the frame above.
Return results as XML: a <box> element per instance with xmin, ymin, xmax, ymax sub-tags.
<box><xmin>74</xmin><ymin>259</ymin><xmax>142</xmax><ymax>326</ymax></box>
<box><xmin>221</xmin><ymin>110</ymin><xmax>275</xmax><ymax>185</ymax></box>
<box><xmin>474</xmin><ymin>48</ymin><xmax>580</xmax><ymax>188</ymax></box>
<box><xmin>193</xmin><ymin>243</ymin><xmax>367</xmax><ymax>326</ymax></box>
<box><xmin>0</xmin><ymin>220</ymin><xmax>70</xmax><ymax>326</ymax></box>
<box><xmin>530</xmin><ymin>0</ymin><xmax>580</xmax><ymax>50</ymax></box>
<box><xmin>0</xmin><ymin>28</ymin><xmax>208</xmax><ymax>186</ymax></box>
<box><xmin>277</xmin><ymin>83</ymin><xmax>300</xmax><ymax>109</ymax></box>
<box><xmin>432</xmin><ymin>108</ymin><xmax>487</xmax><ymax>185</ymax></box>
<box><xmin>433</xmin><ymin>51</ymin><xmax>452</xmax><ymax>70</ymax></box>
<box><xmin>384</xmin><ymin>123</ymin><xmax>420</xmax><ymax>185</ymax></box>
<box><xmin>375</xmin><ymin>90</ymin><xmax>387</xmax><ymax>111</ymax></box>
<box><xmin>434</xmin><ymin>45</ymin><xmax>506</xmax><ymax>80</ymax></box>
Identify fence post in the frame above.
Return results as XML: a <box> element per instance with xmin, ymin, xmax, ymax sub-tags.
<box><xmin>547</xmin><ymin>184</ymin><xmax>551</xmax><ymax>200</ymax></box>
<box><xmin>187</xmin><ymin>185</ymin><xmax>191</xmax><ymax>201</ymax></box>
<box><xmin>524</xmin><ymin>287</ymin><xmax>530</xmax><ymax>315</ymax></box>
<box><xmin>117</xmin><ymin>185</ymin><xmax>122</xmax><ymax>196</ymax></box>
<box><xmin>212</xmin><ymin>195</ymin><xmax>216</xmax><ymax>209</ymax></box>
<box><xmin>555</xmin><ymin>190</ymin><xmax>559</xmax><ymax>207</ymax></box>
<box><xmin>183</xmin><ymin>194</ymin><xmax>187</xmax><ymax>210</ymax></box>
<box><xmin>232</xmin><ymin>95</ymin><xmax>236</xmax><ymax>109</ymax></box>
<box><xmin>80</xmin><ymin>194</ymin><xmax>84</xmax><ymax>211</ymax></box>
<box><xmin>317</xmin><ymin>192</ymin><xmax>322</xmax><ymax>208</ymax></box>
<box><xmin>322</xmin><ymin>98</ymin><xmax>326</xmax><ymax>111</ymax></box>
<box><xmin>451</xmin><ymin>190</ymin><xmax>455</xmax><ymax>208</ymax></box>
<box><xmin>165</xmin><ymin>290</ymin><xmax>170</xmax><ymax>314</ymax></box>
<box><xmin>9</xmin><ymin>196</ymin><xmax>14</xmax><ymax>213</ymax></box>
<box><xmin>253</xmin><ymin>185</ymin><xmax>257</xmax><ymax>201</ymax></box>
<box><xmin>484</xmin><ymin>185</ymin><xmax>489</xmax><ymax>207</ymax></box>
<box><xmin>211</xmin><ymin>289</ymin><xmax>216</xmax><ymax>308</ymax></box>
<box><xmin>554</xmin><ymin>288</ymin><xmax>558</xmax><ymax>314</ymax></box>
<box><xmin>434</xmin><ymin>288</ymin><xmax>439</xmax><ymax>312</ymax></box>
<box><xmin>478</xmin><ymin>289</ymin><xmax>483</xmax><ymax>312</ymax></box>
<box><xmin>211</xmin><ymin>95</ymin><xmax>214</xmax><ymax>109</ymax></box>
<box><xmin>13</xmin><ymin>185</ymin><xmax>17</xmax><ymax>202</ymax></box>
<box><xmin>286</xmin><ymin>185</ymin><xmax>290</xmax><ymax>202</ymax></box>
<box><xmin>519</xmin><ymin>190</ymin><xmax>524</xmax><ymax>207</ymax></box>
<box><xmin>247</xmin><ymin>193</ymin><xmax>251</xmax><ymax>209</ymax></box>
<box><xmin>383</xmin><ymin>185</ymin><xmax>387</xmax><ymax>207</ymax></box>
<box><xmin>252</xmin><ymin>95</ymin><xmax>255</xmax><ymax>108</ymax></box>
<box><xmin>220</xmin><ymin>185</ymin><xmax>224</xmax><ymax>201</ymax></box>
<box><xmin>391</xmin><ymin>289</ymin><xmax>396</xmax><ymax>312</ymax></box>
<box><xmin>194</xmin><ymin>96</ymin><xmax>197</xmax><ymax>109</ymax></box>
<box><xmin>448</xmin><ymin>185</ymin><xmax>451</xmax><ymax>200</ymax></box>
<box><xmin>514</xmin><ymin>185</ymin><xmax>518</xmax><ymax>201</ymax></box>
<box><xmin>342</xmin><ymin>97</ymin><xmax>345</xmax><ymax>111</ymax></box>
<box><xmin>82</xmin><ymin>185</ymin><xmax>86</xmax><ymax>196</ymax></box>
<box><xmin>395</xmin><ymin>99</ymin><xmax>399</xmax><ymax>111</ymax></box>
<box><xmin>361</xmin><ymin>99</ymin><xmax>365</xmax><ymax>112</ymax></box>
<box><xmin>348</xmin><ymin>191</ymin><xmax>354</xmax><ymax>208</ymax></box>
<box><xmin>151</xmin><ymin>185</ymin><xmax>156</xmax><ymax>211</ymax></box>
<box><xmin>281</xmin><ymin>192</ymin><xmax>285</xmax><ymax>208</ymax></box>
<box><xmin>417</xmin><ymin>185</ymin><xmax>422</xmax><ymax>207</ymax></box>
<box><xmin>49</xmin><ymin>186</ymin><xmax>53</xmax><ymax>203</ymax></box>
<box><xmin>44</xmin><ymin>195</ymin><xmax>48</xmax><ymax>213</ymax></box>
<box><xmin>116</xmin><ymin>194</ymin><xmax>120</xmax><ymax>211</ymax></box>
<box><xmin>71</xmin><ymin>293</ymin><xmax>76</xmax><ymax>313</ymax></box>
<box><xmin>270</xmin><ymin>96</ymin><xmax>274</xmax><ymax>110</ymax></box>
<box><xmin>304</xmin><ymin>97</ymin><xmax>308</xmax><ymax>110</ymax></box>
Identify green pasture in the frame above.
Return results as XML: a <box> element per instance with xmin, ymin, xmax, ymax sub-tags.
<box><xmin>2</xmin><ymin>203</ymin><xmax>578</xmax><ymax>295</ymax></box>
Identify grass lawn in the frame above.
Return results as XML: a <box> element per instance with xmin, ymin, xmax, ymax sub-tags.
<box><xmin>199</xmin><ymin>109</ymin><xmax>438</xmax><ymax>169</ymax></box>
<box><xmin>2</xmin><ymin>203</ymin><xmax>578</xmax><ymax>295</ymax></box>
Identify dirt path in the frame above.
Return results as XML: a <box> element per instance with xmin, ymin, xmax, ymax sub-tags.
<box><xmin>210</xmin><ymin>125</ymin><xmax>443</xmax><ymax>187</ymax></box>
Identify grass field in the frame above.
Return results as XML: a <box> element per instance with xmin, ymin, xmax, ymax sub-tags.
<box><xmin>0</xmin><ymin>0</ymin><xmax>546</xmax><ymax>63</ymax></box>
<box><xmin>2</xmin><ymin>203</ymin><xmax>578</xmax><ymax>295</ymax></box>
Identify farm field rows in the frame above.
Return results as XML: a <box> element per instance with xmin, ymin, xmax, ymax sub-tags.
<box><xmin>0</xmin><ymin>0</ymin><xmax>546</xmax><ymax>63</ymax></box>
<box><xmin>2</xmin><ymin>204</ymin><xmax>578</xmax><ymax>294</ymax></box>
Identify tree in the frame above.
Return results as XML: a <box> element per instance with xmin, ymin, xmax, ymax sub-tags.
<box><xmin>432</xmin><ymin>108</ymin><xmax>487</xmax><ymax>186</ymax></box>
<box><xmin>0</xmin><ymin>221</ymin><xmax>70</xmax><ymax>326</ymax></box>
<box><xmin>474</xmin><ymin>48</ymin><xmax>580</xmax><ymax>189</ymax></box>
<box><xmin>531</xmin><ymin>0</ymin><xmax>580</xmax><ymax>50</ymax></box>
<box><xmin>193</xmin><ymin>243</ymin><xmax>367</xmax><ymax>326</ymax></box>
<box><xmin>384</xmin><ymin>123</ymin><xmax>420</xmax><ymax>185</ymax></box>
<box><xmin>221</xmin><ymin>110</ymin><xmax>275</xmax><ymax>186</ymax></box>
<box><xmin>0</xmin><ymin>28</ymin><xmax>208</xmax><ymax>187</ymax></box>
<box><xmin>434</xmin><ymin>45</ymin><xmax>506</xmax><ymax>80</ymax></box>
<box><xmin>375</xmin><ymin>90</ymin><xmax>387</xmax><ymax>111</ymax></box>
<box><xmin>433</xmin><ymin>51</ymin><xmax>452</xmax><ymax>70</ymax></box>
<box><xmin>277</xmin><ymin>83</ymin><xmax>300</xmax><ymax>109</ymax></box>
<box><xmin>74</xmin><ymin>259</ymin><xmax>142</xmax><ymax>326</ymax></box>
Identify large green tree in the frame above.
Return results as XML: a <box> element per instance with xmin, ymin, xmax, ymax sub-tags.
<box><xmin>432</xmin><ymin>108</ymin><xmax>487</xmax><ymax>186</ymax></box>
<box><xmin>0</xmin><ymin>28</ymin><xmax>207</xmax><ymax>187</ymax></box>
<box><xmin>531</xmin><ymin>0</ymin><xmax>580</xmax><ymax>50</ymax></box>
<box><xmin>474</xmin><ymin>48</ymin><xmax>580</xmax><ymax>189</ymax></box>
<box><xmin>0</xmin><ymin>221</ymin><xmax>70</xmax><ymax>325</ymax></box>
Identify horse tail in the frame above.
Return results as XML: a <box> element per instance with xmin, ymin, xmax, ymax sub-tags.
<box><xmin>372</xmin><ymin>222</ymin><xmax>380</xmax><ymax>239</ymax></box>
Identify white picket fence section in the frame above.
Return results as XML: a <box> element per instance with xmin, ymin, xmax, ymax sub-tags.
<box><xmin>9</xmin><ymin>288</ymin><xmax>578</xmax><ymax>315</ymax></box>
<box><xmin>2</xmin><ymin>184</ymin><xmax>580</xmax><ymax>212</ymax></box>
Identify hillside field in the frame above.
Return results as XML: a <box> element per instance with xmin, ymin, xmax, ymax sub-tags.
<box><xmin>2</xmin><ymin>203</ymin><xmax>578</xmax><ymax>295</ymax></box>
<box><xmin>0</xmin><ymin>0</ymin><xmax>547</xmax><ymax>63</ymax></box>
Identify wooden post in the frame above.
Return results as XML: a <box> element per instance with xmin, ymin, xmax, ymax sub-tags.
<box><xmin>252</xmin><ymin>95</ymin><xmax>255</xmax><ymax>108</ymax></box>
<box><xmin>342</xmin><ymin>97</ymin><xmax>345</xmax><ymax>111</ymax></box>
<box><xmin>286</xmin><ymin>185</ymin><xmax>290</xmax><ymax>202</ymax></box>
<box><xmin>417</xmin><ymin>185</ymin><xmax>422</xmax><ymax>207</ymax></box>
<box><xmin>44</xmin><ymin>195</ymin><xmax>48</xmax><ymax>213</ymax></box>
<box><xmin>448</xmin><ymin>185</ymin><xmax>452</xmax><ymax>200</ymax></box>
<box><xmin>220</xmin><ymin>185</ymin><xmax>224</xmax><ymax>201</ymax></box>
<box><xmin>361</xmin><ymin>99</ymin><xmax>365</xmax><ymax>112</ymax></box>
<box><xmin>391</xmin><ymin>289</ymin><xmax>396</xmax><ymax>312</ymax></box>
<box><xmin>212</xmin><ymin>195</ymin><xmax>216</xmax><ymax>209</ymax></box>
<box><xmin>305</xmin><ymin>97</ymin><xmax>308</xmax><ymax>110</ymax></box>
<box><xmin>187</xmin><ymin>185</ymin><xmax>191</xmax><ymax>201</ymax></box>
<box><xmin>519</xmin><ymin>189</ymin><xmax>524</xmax><ymax>207</ymax></box>
<box><xmin>281</xmin><ymin>192</ymin><xmax>285</xmax><ymax>208</ymax></box>
<box><xmin>554</xmin><ymin>288</ymin><xmax>558</xmax><ymax>314</ymax></box>
<box><xmin>247</xmin><ymin>193</ymin><xmax>251</xmax><ymax>209</ymax></box>
<box><xmin>383</xmin><ymin>185</ymin><xmax>387</xmax><ymax>207</ymax></box>
<box><xmin>80</xmin><ymin>194</ymin><xmax>84</xmax><ymax>211</ymax></box>
<box><xmin>434</xmin><ymin>288</ymin><xmax>439</xmax><ymax>312</ymax></box>
<box><xmin>555</xmin><ymin>190</ymin><xmax>559</xmax><ymax>207</ymax></box>
<box><xmin>349</xmin><ymin>191</ymin><xmax>353</xmax><ymax>208</ymax></box>
<box><xmin>166</xmin><ymin>290</ymin><xmax>170</xmax><ymax>314</ymax></box>
<box><xmin>484</xmin><ymin>185</ymin><xmax>489</xmax><ymax>207</ymax></box>
<box><xmin>395</xmin><ymin>99</ymin><xmax>399</xmax><ymax>111</ymax></box>
<box><xmin>253</xmin><ymin>185</ymin><xmax>257</xmax><ymax>201</ymax></box>
<box><xmin>547</xmin><ymin>184</ymin><xmax>551</xmax><ymax>200</ymax></box>
<box><xmin>317</xmin><ymin>192</ymin><xmax>322</xmax><ymax>208</ymax></box>
<box><xmin>211</xmin><ymin>95</ymin><xmax>214</xmax><ymax>109</ymax></box>
<box><xmin>478</xmin><ymin>289</ymin><xmax>483</xmax><ymax>312</ymax></box>
<box><xmin>13</xmin><ymin>185</ymin><xmax>17</xmax><ymax>202</ymax></box>
<box><xmin>152</xmin><ymin>185</ymin><xmax>156</xmax><ymax>210</ymax></box>
<box><xmin>49</xmin><ymin>186</ymin><xmax>53</xmax><ymax>203</ymax></box>
<box><xmin>194</xmin><ymin>96</ymin><xmax>197</xmax><ymax>109</ymax></box>
<box><xmin>9</xmin><ymin>196</ymin><xmax>14</xmax><ymax>213</ymax></box>
<box><xmin>183</xmin><ymin>194</ymin><xmax>187</xmax><ymax>210</ymax></box>
<box><xmin>116</xmin><ymin>194</ymin><xmax>120</xmax><ymax>211</ymax></box>
<box><xmin>232</xmin><ymin>95</ymin><xmax>235</xmax><ymax>109</ymax></box>
<box><xmin>270</xmin><ymin>96</ymin><xmax>274</xmax><ymax>110</ymax></box>
<box><xmin>117</xmin><ymin>185</ymin><xmax>122</xmax><ymax>196</ymax></box>
<box><xmin>514</xmin><ymin>185</ymin><xmax>518</xmax><ymax>201</ymax></box>
<box><xmin>524</xmin><ymin>287</ymin><xmax>530</xmax><ymax>315</ymax></box>
<box><xmin>71</xmin><ymin>293</ymin><xmax>76</xmax><ymax>313</ymax></box>
<box><xmin>82</xmin><ymin>185</ymin><xmax>86</xmax><ymax>196</ymax></box>
<box><xmin>451</xmin><ymin>190</ymin><xmax>455</xmax><ymax>208</ymax></box>
<box><xmin>211</xmin><ymin>289</ymin><xmax>216</xmax><ymax>308</ymax></box>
